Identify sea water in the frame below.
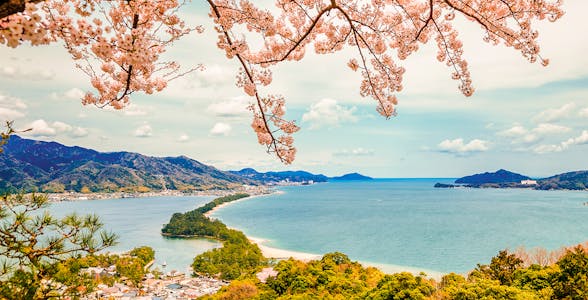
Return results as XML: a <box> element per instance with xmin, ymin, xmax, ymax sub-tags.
<box><xmin>210</xmin><ymin>179</ymin><xmax>588</xmax><ymax>274</ymax></box>
<box><xmin>45</xmin><ymin>180</ymin><xmax>588</xmax><ymax>275</ymax></box>
<box><xmin>48</xmin><ymin>196</ymin><xmax>221</xmax><ymax>273</ymax></box>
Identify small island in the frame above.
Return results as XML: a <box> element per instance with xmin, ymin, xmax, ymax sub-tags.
<box><xmin>330</xmin><ymin>172</ymin><xmax>373</xmax><ymax>181</ymax></box>
<box><xmin>434</xmin><ymin>169</ymin><xmax>588</xmax><ymax>191</ymax></box>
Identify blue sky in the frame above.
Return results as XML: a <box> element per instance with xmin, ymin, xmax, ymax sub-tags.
<box><xmin>1</xmin><ymin>1</ymin><xmax>587</xmax><ymax>178</ymax></box>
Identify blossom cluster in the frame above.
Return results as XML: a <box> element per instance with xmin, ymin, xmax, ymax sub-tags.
<box><xmin>1</xmin><ymin>0</ymin><xmax>564</xmax><ymax>164</ymax></box>
<box><xmin>207</xmin><ymin>0</ymin><xmax>563</xmax><ymax>162</ymax></box>
<box><xmin>1</xmin><ymin>0</ymin><xmax>196</xmax><ymax>109</ymax></box>
<box><xmin>0</xmin><ymin>3</ymin><xmax>51</xmax><ymax>47</ymax></box>
<box><xmin>44</xmin><ymin>0</ymin><xmax>196</xmax><ymax>108</ymax></box>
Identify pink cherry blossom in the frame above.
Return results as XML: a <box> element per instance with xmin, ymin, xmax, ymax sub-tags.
<box><xmin>1</xmin><ymin>0</ymin><xmax>564</xmax><ymax>164</ymax></box>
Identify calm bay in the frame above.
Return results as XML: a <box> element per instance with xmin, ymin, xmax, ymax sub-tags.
<box><xmin>47</xmin><ymin>179</ymin><xmax>588</xmax><ymax>275</ymax></box>
<box><xmin>48</xmin><ymin>195</ymin><xmax>221</xmax><ymax>273</ymax></box>
<box><xmin>210</xmin><ymin>179</ymin><xmax>588</xmax><ymax>274</ymax></box>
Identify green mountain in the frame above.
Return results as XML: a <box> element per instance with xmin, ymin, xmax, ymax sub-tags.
<box><xmin>0</xmin><ymin>136</ymin><xmax>256</xmax><ymax>193</ymax></box>
<box><xmin>536</xmin><ymin>171</ymin><xmax>588</xmax><ymax>190</ymax></box>
<box><xmin>436</xmin><ymin>169</ymin><xmax>588</xmax><ymax>191</ymax></box>
<box><xmin>455</xmin><ymin>169</ymin><xmax>530</xmax><ymax>184</ymax></box>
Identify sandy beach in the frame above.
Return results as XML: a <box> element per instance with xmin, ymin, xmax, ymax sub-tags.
<box><xmin>203</xmin><ymin>190</ymin><xmax>283</xmax><ymax>219</ymax></box>
<box><xmin>203</xmin><ymin>190</ymin><xmax>321</xmax><ymax>262</ymax></box>
<box><xmin>248</xmin><ymin>236</ymin><xmax>322</xmax><ymax>262</ymax></box>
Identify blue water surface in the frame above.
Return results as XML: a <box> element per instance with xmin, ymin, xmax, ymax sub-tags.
<box><xmin>210</xmin><ymin>179</ymin><xmax>588</xmax><ymax>273</ymax></box>
<box><xmin>48</xmin><ymin>196</ymin><xmax>221</xmax><ymax>273</ymax></box>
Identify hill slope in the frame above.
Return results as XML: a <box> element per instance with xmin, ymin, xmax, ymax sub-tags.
<box><xmin>536</xmin><ymin>171</ymin><xmax>588</xmax><ymax>190</ymax></box>
<box><xmin>0</xmin><ymin>136</ymin><xmax>255</xmax><ymax>193</ymax></box>
<box><xmin>455</xmin><ymin>169</ymin><xmax>530</xmax><ymax>184</ymax></box>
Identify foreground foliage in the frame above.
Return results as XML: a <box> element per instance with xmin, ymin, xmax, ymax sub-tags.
<box><xmin>0</xmin><ymin>193</ymin><xmax>117</xmax><ymax>299</ymax></box>
<box><xmin>182</xmin><ymin>194</ymin><xmax>588</xmax><ymax>299</ymax></box>
<box><xmin>192</xmin><ymin>230</ymin><xmax>266</xmax><ymax>281</ymax></box>
<box><xmin>52</xmin><ymin>246</ymin><xmax>156</xmax><ymax>288</ymax></box>
<box><xmin>202</xmin><ymin>252</ymin><xmax>434</xmax><ymax>300</ymax></box>
<box><xmin>204</xmin><ymin>245</ymin><xmax>588</xmax><ymax>300</ymax></box>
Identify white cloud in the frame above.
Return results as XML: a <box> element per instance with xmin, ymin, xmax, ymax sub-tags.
<box><xmin>533</xmin><ymin>103</ymin><xmax>576</xmax><ymax>123</ymax></box>
<box><xmin>206</xmin><ymin>96</ymin><xmax>250</xmax><ymax>117</ymax></box>
<box><xmin>50</xmin><ymin>88</ymin><xmax>85</xmax><ymax>101</ymax></box>
<box><xmin>52</xmin><ymin>121</ymin><xmax>72</xmax><ymax>132</ymax></box>
<box><xmin>24</xmin><ymin>120</ymin><xmax>89</xmax><ymax>138</ymax></box>
<box><xmin>532</xmin><ymin>123</ymin><xmax>571</xmax><ymax>135</ymax></box>
<box><xmin>533</xmin><ymin>144</ymin><xmax>563</xmax><ymax>154</ymax></box>
<box><xmin>65</xmin><ymin>88</ymin><xmax>85</xmax><ymax>99</ymax></box>
<box><xmin>194</xmin><ymin>65</ymin><xmax>234</xmax><ymax>87</ymax></box>
<box><xmin>533</xmin><ymin>130</ymin><xmax>588</xmax><ymax>154</ymax></box>
<box><xmin>579</xmin><ymin>107</ymin><xmax>588</xmax><ymax>118</ymax></box>
<box><xmin>177</xmin><ymin>134</ymin><xmax>190</xmax><ymax>142</ymax></box>
<box><xmin>566</xmin><ymin>130</ymin><xmax>588</xmax><ymax>146</ymax></box>
<box><xmin>0</xmin><ymin>107</ymin><xmax>25</xmax><ymax>120</ymax></box>
<box><xmin>0</xmin><ymin>94</ymin><xmax>27</xmax><ymax>110</ymax></box>
<box><xmin>0</xmin><ymin>65</ymin><xmax>55</xmax><ymax>80</ymax></box>
<box><xmin>27</xmin><ymin>119</ymin><xmax>57</xmax><ymax>137</ymax></box>
<box><xmin>519</xmin><ymin>134</ymin><xmax>539</xmax><ymax>144</ymax></box>
<box><xmin>0</xmin><ymin>93</ymin><xmax>27</xmax><ymax>120</ymax></box>
<box><xmin>334</xmin><ymin>148</ymin><xmax>374</xmax><ymax>156</ymax></box>
<box><xmin>210</xmin><ymin>122</ymin><xmax>232</xmax><ymax>136</ymax></box>
<box><xmin>134</xmin><ymin>124</ymin><xmax>153</xmax><ymax>137</ymax></box>
<box><xmin>70</xmin><ymin>127</ymin><xmax>89</xmax><ymax>138</ymax></box>
<box><xmin>498</xmin><ymin>123</ymin><xmax>571</xmax><ymax>146</ymax></box>
<box><xmin>498</xmin><ymin>125</ymin><xmax>527</xmax><ymax>137</ymax></box>
<box><xmin>302</xmin><ymin>98</ymin><xmax>358</xmax><ymax>129</ymax></box>
<box><xmin>123</xmin><ymin>103</ymin><xmax>149</xmax><ymax>116</ymax></box>
<box><xmin>438</xmin><ymin>138</ymin><xmax>489</xmax><ymax>155</ymax></box>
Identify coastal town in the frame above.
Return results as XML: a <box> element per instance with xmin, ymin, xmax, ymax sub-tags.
<box><xmin>44</xmin><ymin>184</ymin><xmax>272</xmax><ymax>202</ymax></box>
<box><xmin>76</xmin><ymin>265</ymin><xmax>280</xmax><ymax>299</ymax></box>
<box><xmin>81</xmin><ymin>271</ymin><xmax>228</xmax><ymax>299</ymax></box>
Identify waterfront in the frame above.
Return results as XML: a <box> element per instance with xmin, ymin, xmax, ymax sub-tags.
<box><xmin>45</xmin><ymin>180</ymin><xmax>588</xmax><ymax>276</ymax></box>
<box><xmin>48</xmin><ymin>195</ymin><xmax>221</xmax><ymax>273</ymax></box>
<box><xmin>210</xmin><ymin>179</ymin><xmax>588</xmax><ymax>274</ymax></box>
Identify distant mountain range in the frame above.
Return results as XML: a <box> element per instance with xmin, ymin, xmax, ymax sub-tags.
<box><xmin>330</xmin><ymin>172</ymin><xmax>373</xmax><ymax>181</ymax></box>
<box><xmin>435</xmin><ymin>169</ymin><xmax>588</xmax><ymax>190</ymax></box>
<box><xmin>0</xmin><ymin>136</ymin><xmax>374</xmax><ymax>193</ymax></box>
<box><xmin>229</xmin><ymin>168</ymin><xmax>373</xmax><ymax>183</ymax></box>
<box><xmin>0</xmin><ymin>136</ymin><xmax>255</xmax><ymax>193</ymax></box>
<box><xmin>229</xmin><ymin>168</ymin><xmax>328</xmax><ymax>184</ymax></box>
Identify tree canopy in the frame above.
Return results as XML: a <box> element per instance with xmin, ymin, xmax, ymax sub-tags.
<box><xmin>0</xmin><ymin>193</ymin><xmax>117</xmax><ymax>299</ymax></box>
<box><xmin>0</xmin><ymin>0</ymin><xmax>564</xmax><ymax>163</ymax></box>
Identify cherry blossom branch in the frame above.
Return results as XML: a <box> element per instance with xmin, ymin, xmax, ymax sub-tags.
<box><xmin>1</xmin><ymin>0</ymin><xmax>564</xmax><ymax>164</ymax></box>
<box><xmin>207</xmin><ymin>0</ymin><xmax>298</xmax><ymax>164</ymax></box>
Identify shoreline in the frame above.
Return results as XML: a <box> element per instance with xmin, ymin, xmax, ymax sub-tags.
<box><xmin>203</xmin><ymin>191</ymin><xmax>283</xmax><ymax>219</ymax></box>
<box><xmin>43</xmin><ymin>186</ymin><xmax>271</xmax><ymax>203</ymax></box>
<box><xmin>251</xmin><ymin>235</ymin><xmax>445</xmax><ymax>280</ymax></box>
<box><xmin>204</xmin><ymin>190</ymin><xmax>446</xmax><ymax>281</ymax></box>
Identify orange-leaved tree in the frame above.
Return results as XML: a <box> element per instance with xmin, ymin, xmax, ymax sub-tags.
<box><xmin>0</xmin><ymin>0</ymin><xmax>564</xmax><ymax>163</ymax></box>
